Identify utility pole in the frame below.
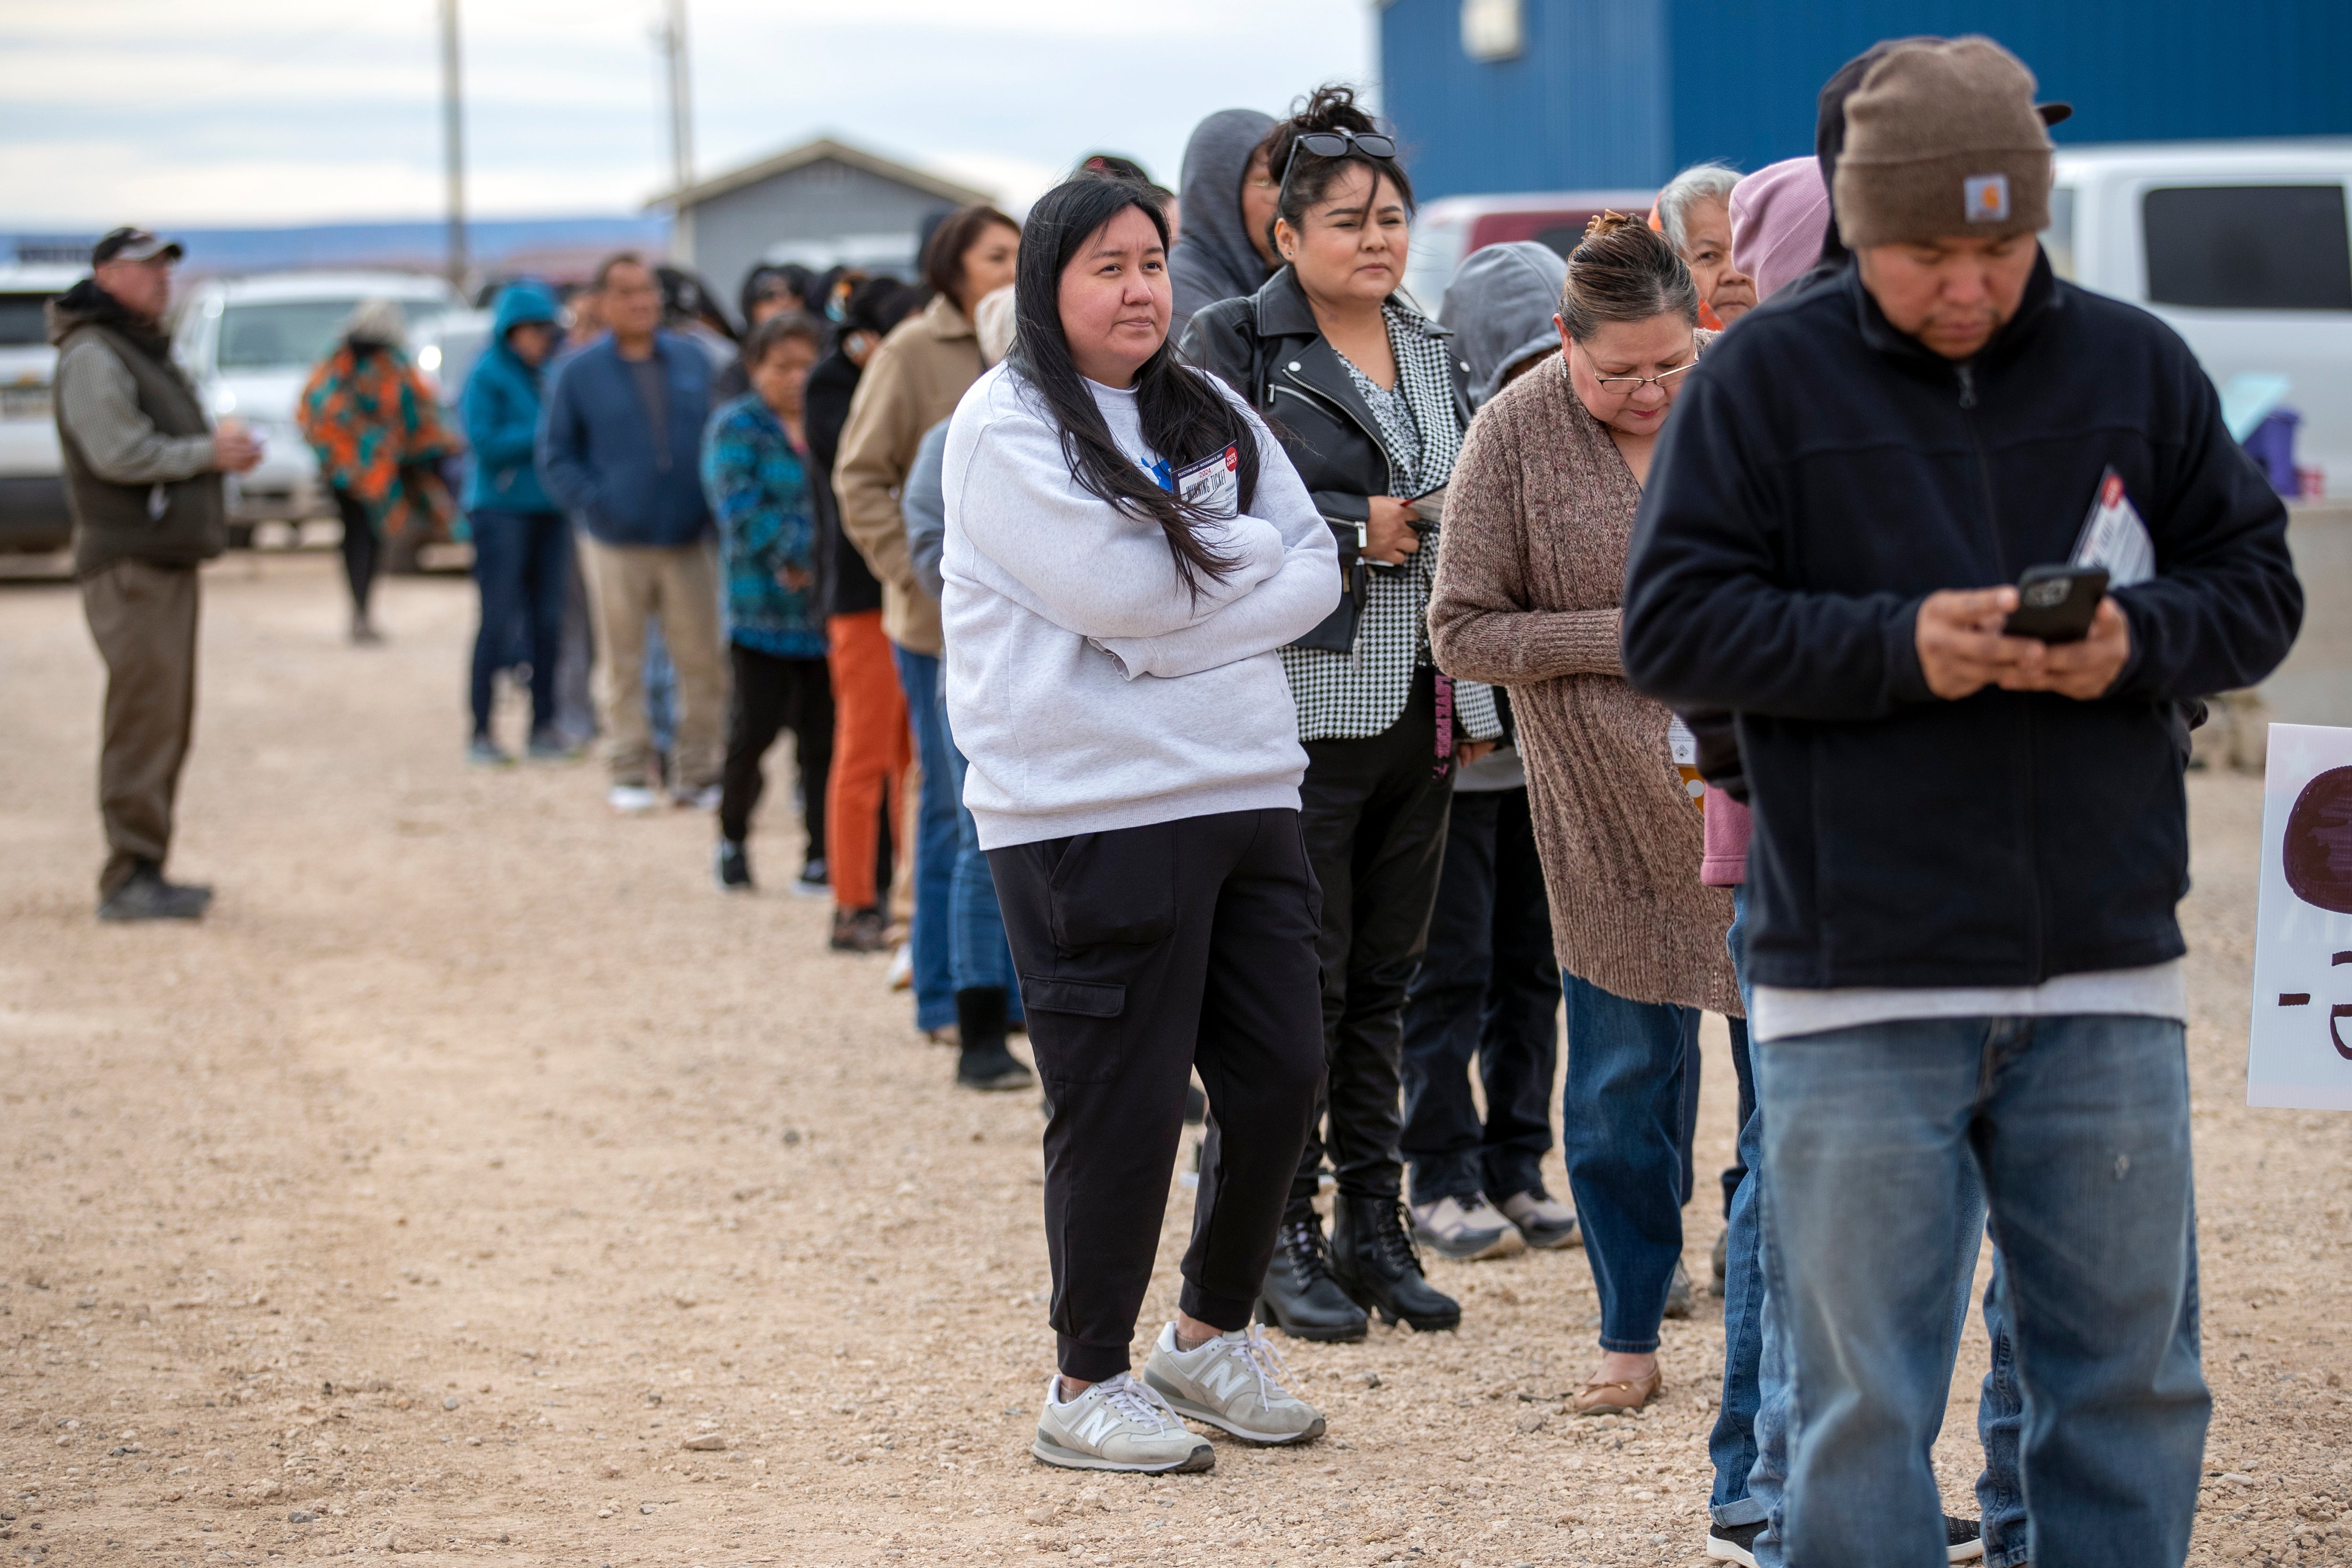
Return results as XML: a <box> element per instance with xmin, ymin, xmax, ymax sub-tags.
<box><xmin>659</xmin><ymin>0</ymin><xmax>694</xmax><ymax>194</ymax></box>
<box><xmin>440</xmin><ymin>0</ymin><xmax>467</xmax><ymax>295</ymax></box>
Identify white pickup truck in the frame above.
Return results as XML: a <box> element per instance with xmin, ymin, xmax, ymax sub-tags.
<box><xmin>0</xmin><ymin>262</ymin><xmax>84</xmax><ymax>554</ymax></box>
<box><xmin>2048</xmin><ymin>140</ymin><xmax>2352</xmax><ymax>498</ymax></box>
<box><xmin>168</xmin><ymin>270</ymin><xmax>461</xmax><ymax>542</ymax></box>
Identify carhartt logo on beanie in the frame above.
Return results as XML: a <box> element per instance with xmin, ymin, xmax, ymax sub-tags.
<box><xmin>1832</xmin><ymin>36</ymin><xmax>2053</xmax><ymax>250</ymax></box>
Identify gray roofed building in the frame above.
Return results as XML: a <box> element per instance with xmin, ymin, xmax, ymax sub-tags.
<box><xmin>651</xmin><ymin>137</ymin><xmax>995</xmax><ymax>314</ymax></box>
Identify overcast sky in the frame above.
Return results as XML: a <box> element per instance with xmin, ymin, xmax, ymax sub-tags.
<box><xmin>0</xmin><ymin>0</ymin><xmax>1378</xmax><ymax>228</ymax></box>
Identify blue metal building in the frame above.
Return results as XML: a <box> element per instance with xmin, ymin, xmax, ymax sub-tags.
<box><xmin>1379</xmin><ymin>0</ymin><xmax>2352</xmax><ymax>198</ymax></box>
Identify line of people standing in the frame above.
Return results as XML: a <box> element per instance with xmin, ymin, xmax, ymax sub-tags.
<box><xmin>957</xmin><ymin>42</ymin><xmax>2300</xmax><ymax>1568</ymax></box>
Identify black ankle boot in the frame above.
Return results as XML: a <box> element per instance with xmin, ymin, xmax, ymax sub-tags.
<box><xmin>1331</xmin><ymin>1193</ymin><xmax>1461</xmax><ymax>1332</ymax></box>
<box><xmin>954</xmin><ymin>987</ymin><xmax>1034</xmax><ymax>1092</ymax></box>
<box><xmin>1256</xmin><ymin>1214</ymin><xmax>1368</xmax><ymax>1342</ymax></box>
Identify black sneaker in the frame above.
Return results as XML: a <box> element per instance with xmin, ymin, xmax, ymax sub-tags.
<box><xmin>97</xmin><ymin>864</ymin><xmax>211</xmax><ymax>923</ymax></box>
<box><xmin>792</xmin><ymin>858</ymin><xmax>830</xmax><ymax>899</ymax></box>
<box><xmin>830</xmin><ymin>906</ymin><xmax>889</xmax><ymax>952</ymax></box>
<box><xmin>1705</xmin><ymin>1519</ymin><xmax>1763</xmax><ymax>1566</ymax></box>
<box><xmin>714</xmin><ymin>838</ymin><xmax>752</xmax><ymax>892</ymax></box>
<box><xmin>1944</xmin><ymin>1514</ymin><xmax>1984</xmax><ymax>1562</ymax></box>
<box><xmin>955</xmin><ymin>1043</ymin><xmax>1035</xmax><ymax>1093</ymax></box>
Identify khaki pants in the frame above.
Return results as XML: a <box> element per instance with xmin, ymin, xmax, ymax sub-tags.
<box><xmin>81</xmin><ymin>559</ymin><xmax>200</xmax><ymax>897</ymax></box>
<box><xmin>577</xmin><ymin>536</ymin><xmax>727</xmax><ymax>789</ymax></box>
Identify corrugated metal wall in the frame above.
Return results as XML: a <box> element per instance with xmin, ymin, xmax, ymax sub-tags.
<box><xmin>1380</xmin><ymin>0</ymin><xmax>1668</xmax><ymax>195</ymax></box>
<box><xmin>1382</xmin><ymin>0</ymin><xmax>2352</xmax><ymax>199</ymax></box>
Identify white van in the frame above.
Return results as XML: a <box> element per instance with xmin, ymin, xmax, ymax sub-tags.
<box><xmin>170</xmin><ymin>271</ymin><xmax>460</xmax><ymax>536</ymax></box>
<box><xmin>2047</xmin><ymin>140</ymin><xmax>2352</xmax><ymax>498</ymax></box>
<box><xmin>0</xmin><ymin>262</ymin><xmax>83</xmax><ymax>553</ymax></box>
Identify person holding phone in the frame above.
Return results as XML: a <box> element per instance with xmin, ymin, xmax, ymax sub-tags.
<box><xmin>943</xmin><ymin>173</ymin><xmax>1339</xmax><ymax>1472</ymax></box>
<box><xmin>1622</xmin><ymin>38</ymin><xmax>2302</xmax><ymax>1565</ymax></box>
<box><xmin>1185</xmin><ymin>85</ymin><xmax>1502</xmax><ymax>1343</ymax></box>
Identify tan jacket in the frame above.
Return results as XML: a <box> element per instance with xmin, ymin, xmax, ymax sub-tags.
<box><xmin>1428</xmin><ymin>351</ymin><xmax>1738</xmax><ymax>1015</ymax></box>
<box><xmin>834</xmin><ymin>295</ymin><xmax>983</xmax><ymax>654</ymax></box>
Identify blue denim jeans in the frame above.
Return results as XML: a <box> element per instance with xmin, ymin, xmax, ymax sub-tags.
<box><xmin>1756</xmin><ymin>1013</ymin><xmax>2209</xmax><ymax>1568</ymax></box>
<box><xmin>1714</xmin><ymin>886</ymin><xmax>2030</xmax><ymax>1567</ymax></box>
<box><xmin>892</xmin><ymin>647</ymin><xmax>959</xmax><ymax>1032</ymax></box>
<box><xmin>933</xmin><ymin>672</ymin><xmax>1023</xmax><ymax>1020</ymax></box>
<box><xmin>1560</xmin><ymin>968</ymin><xmax>1693</xmax><ymax>1354</ymax></box>
<box><xmin>468</xmin><ymin>508</ymin><xmax>569</xmax><ymax>737</ymax></box>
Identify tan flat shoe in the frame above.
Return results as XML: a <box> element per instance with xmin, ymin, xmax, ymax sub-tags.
<box><xmin>1570</xmin><ymin>1369</ymin><xmax>1663</xmax><ymax>1416</ymax></box>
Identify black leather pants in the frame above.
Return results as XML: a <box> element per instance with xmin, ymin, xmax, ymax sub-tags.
<box><xmin>1288</xmin><ymin>668</ymin><xmax>1457</xmax><ymax>1217</ymax></box>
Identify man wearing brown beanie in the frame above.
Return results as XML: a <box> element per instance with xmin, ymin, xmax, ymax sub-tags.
<box><xmin>1625</xmin><ymin>35</ymin><xmax>2302</xmax><ymax>1568</ymax></box>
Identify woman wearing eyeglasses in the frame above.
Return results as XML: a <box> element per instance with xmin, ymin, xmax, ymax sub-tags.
<box><xmin>1428</xmin><ymin>213</ymin><xmax>1740</xmax><ymax>1417</ymax></box>
<box><xmin>1185</xmin><ymin>84</ymin><xmax>1505</xmax><ymax>1344</ymax></box>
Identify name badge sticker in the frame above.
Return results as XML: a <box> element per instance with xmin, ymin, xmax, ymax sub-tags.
<box><xmin>1170</xmin><ymin>444</ymin><xmax>1241</xmax><ymax>519</ymax></box>
<box><xmin>2071</xmin><ymin>465</ymin><xmax>2156</xmax><ymax>588</ymax></box>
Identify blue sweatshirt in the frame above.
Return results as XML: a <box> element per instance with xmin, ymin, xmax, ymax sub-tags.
<box><xmin>461</xmin><ymin>281</ymin><xmax>561</xmax><ymax>514</ymax></box>
<box><xmin>536</xmin><ymin>330</ymin><xmax>714</xmax><ymax>546</ymax></box>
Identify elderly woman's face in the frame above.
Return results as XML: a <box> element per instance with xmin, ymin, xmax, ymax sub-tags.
<box><xmin>1558</xmin><ymin>313</ymin><xmax>1700</xmax><ymax>438</ymax></box>
<box><xmin>1681</xmin><ymin>195</ymin><xmax>1756</xmax><ymax>324</ymax></box>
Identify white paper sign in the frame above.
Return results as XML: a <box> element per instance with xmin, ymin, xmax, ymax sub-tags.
<box><xmin>2246</xmin><ymin>723</ymin><xmax>2352</xmax><ymax>1109</ymax></box>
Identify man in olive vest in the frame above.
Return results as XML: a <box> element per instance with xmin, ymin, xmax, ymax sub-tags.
<box><xmin>51</xmin><ymin>227</ymin><xmax>261</xmax><ymax>921</ymax></box>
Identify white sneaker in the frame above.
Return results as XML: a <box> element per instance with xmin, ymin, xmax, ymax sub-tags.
<box><xmin>607</xmin><ymin>784</ymin><xmax>660</xmax><ymax>815</ymax></box>
<box><xmin>674</xmin><ymin>782</ymin><xmax>722</xmax><ymax>812</ymax></box>
<box><xmin>884</xmin><ymin>942</ymin><xmax>913</xmax><ymax>992</ymax></box>
<box><xmin>1031</xmin><ymin>1372</ymin><xmax>1212</xmax><ymax>1473</ymax></box>
<box><xmin>1499</xmin><ymin>1186</ymin><xmax>1581</xmax><ymax>1250</ymax></box>
<box><xmin>1141</xmin><ymin>1322</ymin><xmax>1326</xmax><ymax>1445</ymax></box>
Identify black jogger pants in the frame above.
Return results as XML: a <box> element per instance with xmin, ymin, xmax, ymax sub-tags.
<box><xmin>988</xmin><ymin>808</ymin><xmax>1326</xmax><ymax>1382</ymax></box>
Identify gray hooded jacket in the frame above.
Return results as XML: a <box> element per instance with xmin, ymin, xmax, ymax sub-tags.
<box><xmin>1438</xmin><ymin>241</ymin><xmax>1567</xmax><ymax>410</ymax></box>
<box><xmin>1169</xmin><ymin>109</ymin><xmax>1277</xmax><ymax>338</ymax></box>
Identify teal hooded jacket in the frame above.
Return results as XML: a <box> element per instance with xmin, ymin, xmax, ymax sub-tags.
<box><xmin>460</xmin><ymin>281</ymin><xmax>561</xmax><ymax>514</ymax></box>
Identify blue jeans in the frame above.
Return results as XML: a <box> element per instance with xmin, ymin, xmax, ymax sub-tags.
<box><xmin>1756</xmin><ymin>1013</ymin><xmax>2208</xmax><ymax>1568</ymax></box>
<box><xmin>1714</xmin><ymin>886</ymin><xmax>2030</xmax><ymax>1566</ymax></box>
<box><xmin>1398</xmin><ymin>787</ymin><xmax>1560</xmax><ymax>1205</ymax></box>
<box><xmin>468</xmin><ymin>509</ymin><xmax>570</xmax><ymax>738</ymax></box>
<box><xmin>1560</xmin><ymin>969</ymin><xmax>1693</xmax><ymax>1354</ymax></box>
<box><xmin>933</xmin><ymin>673</ymin><xmax>1023</xmax><ymax>1020</ymax></box>
<box><xmin>892</xmin><ymin>647</ymin><xmax>959</xmax><ymax>1032</ymax></box>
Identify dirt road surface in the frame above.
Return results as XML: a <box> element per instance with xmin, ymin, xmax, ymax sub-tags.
<box><xmin>3</xmin><ymin>553</ymin><xmax>2347</xmax><ymax>1568</ymax></box>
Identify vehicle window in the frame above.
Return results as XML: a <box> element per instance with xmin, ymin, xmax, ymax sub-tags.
<box><xmin>0</xmin><ymin>292</ymin><xmax>56</xmax><ymax>346</ymax></box>
<box><xmin>2041</xmin><ymin>186</ymin><xmax>2076</xmax><ymax>281</ymax></box>
<box><xmin>214</xmin><ymin>298</ymin><xmax>439</xmax><ymax>371</ymax></box>
<box><xmin>2142</xmin><ymin>184</ymin><xmax>2352</xmax><ymax>311</ymax></box>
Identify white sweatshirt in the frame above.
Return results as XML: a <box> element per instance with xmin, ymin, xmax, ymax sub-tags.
<box><xmin>941</xmin><ymin>363</ymin><xmax>1341</xmax><ymax>849</ymax></box>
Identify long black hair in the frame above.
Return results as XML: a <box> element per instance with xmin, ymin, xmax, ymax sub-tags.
<box><xmin>1008</xmin><ymin>175</ymin><xmax>1261</xmax><ymax>599</ymax></box>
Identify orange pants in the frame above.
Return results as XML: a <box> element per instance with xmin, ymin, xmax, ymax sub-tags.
<box><xmin>825</xmin><ymin>611</ymin><xmax>911</xmax><ymax>912</ymax></box>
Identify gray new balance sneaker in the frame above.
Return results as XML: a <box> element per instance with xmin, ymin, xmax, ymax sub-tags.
<box><xmin>1031</xmin><ymin>1372</ymin><xmax>1212</xmax><ymax>1473</ymax></box>
<box><xmin>1141</xmin><ymin>1322</ymin><xmax>1326</xmax><ymax>1445</ymax></box>
<box><xmin>1410</xmin><ymin>1192</ymin><xmax>1524</xmax><ymax>1260</ymax></box>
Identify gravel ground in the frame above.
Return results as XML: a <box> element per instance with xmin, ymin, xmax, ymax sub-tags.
<box><xmin>2</xmin><ymin>551</ymin><xmax>2347</xmax><ymax>1568</ymax></box>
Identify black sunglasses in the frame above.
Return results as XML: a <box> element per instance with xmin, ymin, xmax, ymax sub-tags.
<box><xmin>1277</xmin><ymin>128</ymin><xmax>1400</xmax><ymax>205</ymax></box>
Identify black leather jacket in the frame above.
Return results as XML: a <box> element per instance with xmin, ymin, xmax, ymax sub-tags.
<box><xmin>1180</xmin><ymin>266</ymin><xmax>1471</xmax><ymax>579</ymax></box>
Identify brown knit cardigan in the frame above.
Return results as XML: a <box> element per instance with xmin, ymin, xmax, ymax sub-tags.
<box><xmin>1429</xmin><ymin>351</ymin><xmax>1739</xmax><ymax>1016</ymax></box>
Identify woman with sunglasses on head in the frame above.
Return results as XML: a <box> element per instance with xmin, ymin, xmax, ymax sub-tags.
<box><xmin>1427</xmin><ymin>214</ymin><xmax>1739</xmax><ymax>1419</ymax></box>
<box><xmin>944</xmin><ymin>173</ymin><xmax>1340</xmax><ymax>1472</ymax></box>
<box><xmin>1184</xmin><ymin>84</ymin><xmax>1505</xmax><ymax>1343</ymax></box>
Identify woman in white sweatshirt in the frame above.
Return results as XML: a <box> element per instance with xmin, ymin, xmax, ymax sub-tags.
<box><xmin>941</xmin><ymin>174</ymin><xmax>1340</xmax><ymax>1474</ymax></box>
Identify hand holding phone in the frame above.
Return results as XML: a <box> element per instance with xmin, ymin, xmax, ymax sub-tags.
<box><xmin>2003</xmin><ymin>564</ymin><xmax>2108</xmax><ymax>644</ymax></box>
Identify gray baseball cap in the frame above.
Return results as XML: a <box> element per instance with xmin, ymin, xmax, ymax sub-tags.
<box><xmin>92</xmin><ymin>227</ymin><xmax>185</xmax><ymax>266</ymax></box>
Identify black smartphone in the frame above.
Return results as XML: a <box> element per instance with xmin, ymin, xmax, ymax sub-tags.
<box><xmin>2004</xmin><ymin>564</ymin><xmax>2109</xmax><ymax>644</ymax></box>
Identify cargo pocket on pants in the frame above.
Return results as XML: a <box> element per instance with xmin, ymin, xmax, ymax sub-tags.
<box><xmin>1019</xmin><ymin>974</ymin><xmax>1128</xmax><ymax>1085</ymax></box>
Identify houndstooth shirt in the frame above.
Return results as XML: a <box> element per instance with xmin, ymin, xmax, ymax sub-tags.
<box><xmin>1282</xmin><ymin>304</ymin><xmax>1502</xmax><ymax>745</ymax></box>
